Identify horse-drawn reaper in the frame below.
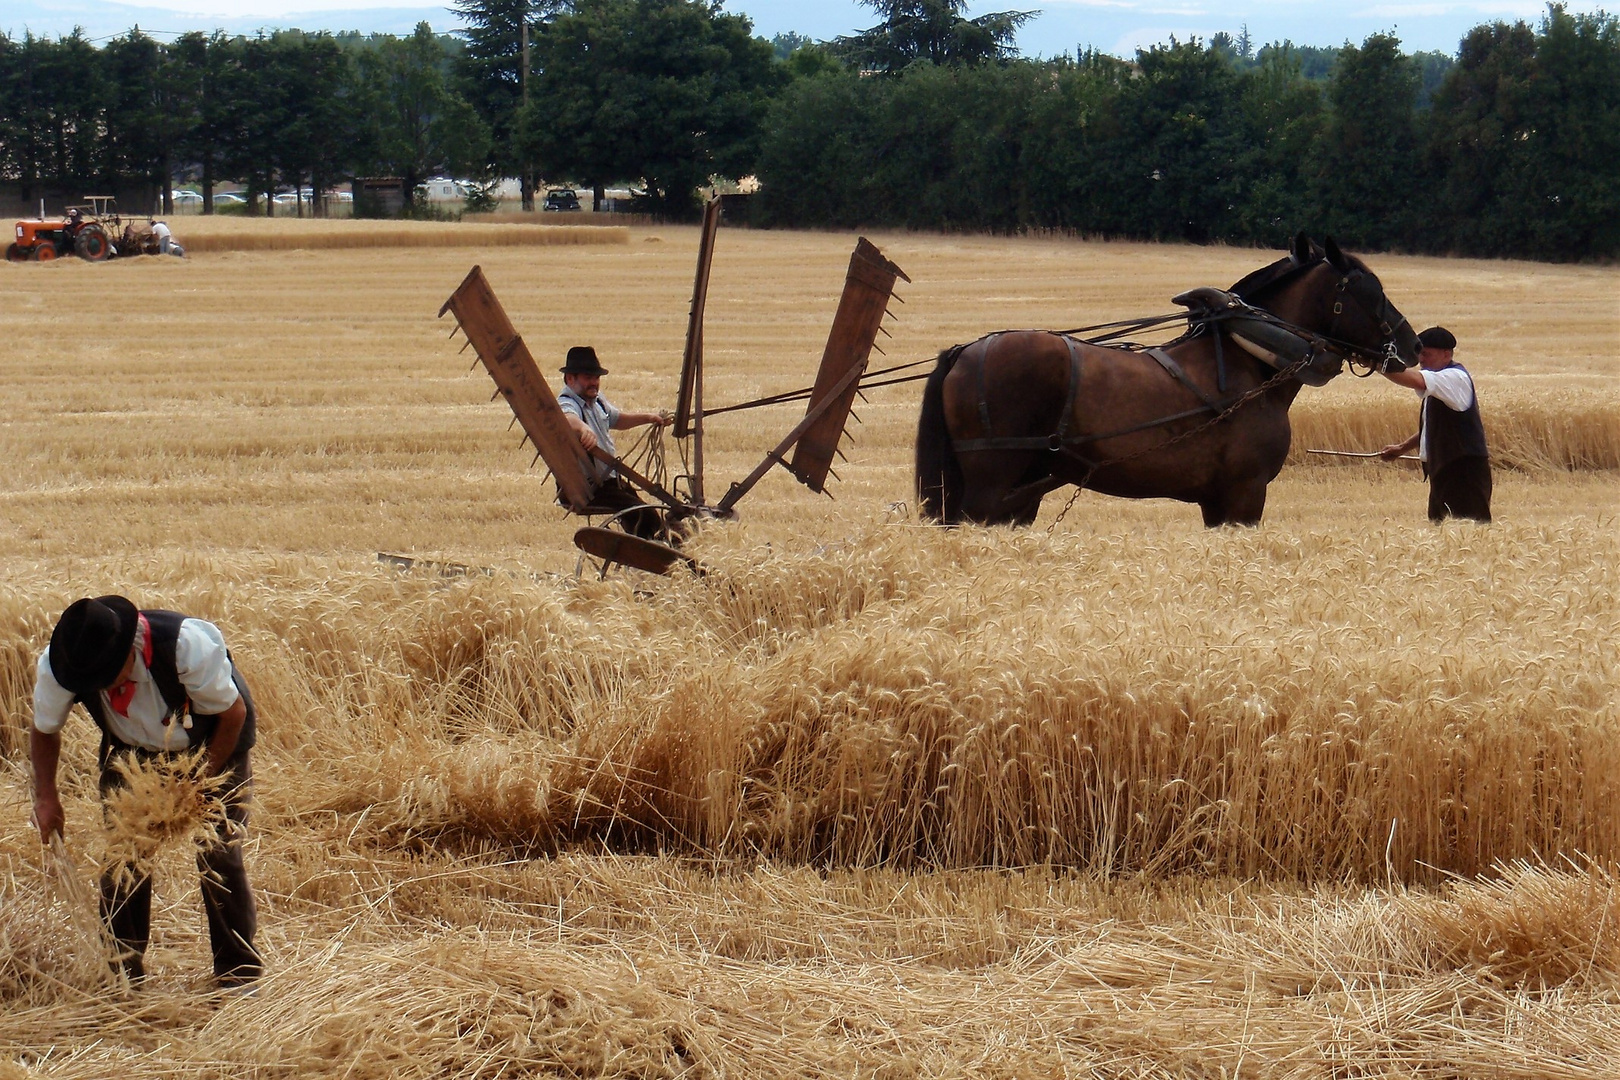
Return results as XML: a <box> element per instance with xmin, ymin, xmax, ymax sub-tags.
<box><xmin>438</xmin><ymin>199</ymin><xmax>910</xmax><ymax>575</ymax></box>
<box><xmin>915</xmin><ymin>234</ymin><xmax>1420</xmax><ymax>527</ymax></box>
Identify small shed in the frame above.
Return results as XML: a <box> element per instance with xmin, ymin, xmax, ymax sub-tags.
<box><xmin>352</xmin><ymin>177</ymin><xmax>409</xmax><ymax>217</ymax></box>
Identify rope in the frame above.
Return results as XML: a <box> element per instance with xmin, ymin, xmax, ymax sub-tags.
<box><xmin>702</xmin><ymin>357</ymin><xmax>938</xmax><ymax>417</ymax></box>
<box><xmin>620</xmin><ymin>422</ymin><xmax>669</xmax><ymax>491</ymax></box>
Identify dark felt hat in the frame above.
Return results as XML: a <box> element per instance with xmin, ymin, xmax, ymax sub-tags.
<box><xmin>48</xmin><ymin>595</ymin><xmax>137</xmax><ymax>694</ymax></box>
<box><xmin>560</xmin><ymin>345</ymin><xmax>608</xmax><ymax>376</ymax></box>
<box><xmin>1417</xmin><ymin>326</ymin><xmax>1457</xmax><ymax>351</ymax></box>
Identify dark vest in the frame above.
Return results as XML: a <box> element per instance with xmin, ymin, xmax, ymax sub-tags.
<box><xmin>1421</xmin><ymin>363</ymin><xmax>1489</xmax><ymax>477</ymax></box>
<box><xmin>77</xmin><ymin>609</ymin><xmax>257</xmax><ymax>762</ymax></box>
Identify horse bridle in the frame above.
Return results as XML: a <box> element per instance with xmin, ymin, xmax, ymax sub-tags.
<box><xmin>1326</xmin><ymin>268</ymin><xmax>1411</xmax><ymax>375</ymax></box>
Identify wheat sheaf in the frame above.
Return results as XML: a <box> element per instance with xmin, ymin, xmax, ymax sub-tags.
<box><xmin>99</xmin><ymin>749</ymin><xmax>233</xmax><ymax>885</ymax></box>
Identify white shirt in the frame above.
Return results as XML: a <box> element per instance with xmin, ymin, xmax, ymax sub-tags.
<box><xmin>33</xmin><ymin>617</ymin><xmax>240</xmax><ymax>752</ymax></box>
<box><xmin>150</xmin><ymin>222</ymin><xmax>172</xmax><ymax>243</ymax></box>
<box><xmin>1414</xmin><ymin>366</ymin><xmax>1476</xmax><ymax>462</ymax></box>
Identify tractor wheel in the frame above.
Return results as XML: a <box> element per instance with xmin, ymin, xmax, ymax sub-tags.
<box><xmin>74</xmin><ymin>224</ymin><xmax>111</xmax><ymax>261</ymax></box>
<box><xmin>32</xmin><ymin>244</ymin><xmax>58</xmax><ymax>262</ymax></box>
<box><xmin>4</xmin><ymin>243</ymin><xmax>25</xmax><ymax>263</ymax></box>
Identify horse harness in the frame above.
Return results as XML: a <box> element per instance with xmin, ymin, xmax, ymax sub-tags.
<box><xmin>953</xmin><ymin>333</ymin><xmax>1235</xmax><ymax>473</ymax></box>
<box><xmin>947</xmin><ymin>280</ymin><xmax>1389</xmax><ymax>473</ymax></box>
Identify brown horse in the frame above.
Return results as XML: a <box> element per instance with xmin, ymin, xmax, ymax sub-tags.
<box><xmin>915</xmin><ymin>235</ymin><xmax>1421</xmax><ymax>527</ymax></box>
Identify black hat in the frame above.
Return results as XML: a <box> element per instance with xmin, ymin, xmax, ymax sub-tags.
<box><xmin>48</xmin><ymin>595</ymin><xmax>137</xmax><ymax>695</ymax></box>
<box><xmin>1417</xmin><ymin>326</ymin><xmax>1457</xmax><ymax>351</ymax></box>
<box><xmin>560</xmin><ymin>346</ymin><xmax>608</xmax><ymax>376</ymax></box>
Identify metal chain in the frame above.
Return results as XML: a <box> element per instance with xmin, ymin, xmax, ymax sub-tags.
<box><xmin>1048</xmin><ymin>354</ymin><xmax>1311</xmax><ymax>532</ymax></box>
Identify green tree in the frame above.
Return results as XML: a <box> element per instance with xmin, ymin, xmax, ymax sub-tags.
<box><xmin>454</xmin><ymin>0</ymin><xmax>553</xmax><ymax>209</ymax></box>
<box><xmin>170</xmin><ymin>31</ymin><xmax>234</xmax><ymax>213</ymax></box>
<box><xmin>1109</xmin><ymin>41</ymin><xmax>1251</xmax><ymax>242</ymax></box>
<box><xmin>832</xmin><ymin>0</ymin><xmax>1035</xmax><ymax>71</ymax></box>
<box><xmin>1425</xmin><ymin>6</ymin><xmax>1620</xmax><ymax>258</ymax></box>
<box><xmin>1309</xmin><ymin>33</ymin><xmax>1420</xmax><ymax>249</ymax></box>
<box><xmin>7</xmin><ymin>32</ymin><xmax>104</xmax><ymax>202</ymax></box>
<box><xmin>755</xmin><ymin>70</ymin><xmax>880</xmax><ymax>225</ymax></box>
<box><xmin>356</xmin><ymin>22</ymin><xmax>489</xmax><ymax>213</ymax></box>
<box><xmin>520</xmin><ymin>0</ymin><xmax>782</xmax><ymax>215</ymax></box>
<box><xmin>1512</xmin><ymin>5</ymin><xmax>1620</xmax><ymax>258</ymax></box>
<box><xmin>1228</xmin><ymin>47</ymin><xmax>1325</xmax><ymax>244</ymax></box>
<box><xmin>271</xmin><ymin>32</ymin><xmax>361</xmax><ymax>216</ymax></box>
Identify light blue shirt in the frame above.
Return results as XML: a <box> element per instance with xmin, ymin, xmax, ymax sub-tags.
<box><xmin>558</xmin><ymin>385</ymin><xmax>621</xmax><ymax>482</ymax></box>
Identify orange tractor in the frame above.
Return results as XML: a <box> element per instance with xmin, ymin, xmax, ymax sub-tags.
<box><xmin>7</xmin><ymin>197</ymin><xmax>120</xmax><ymax>263</ymax></box>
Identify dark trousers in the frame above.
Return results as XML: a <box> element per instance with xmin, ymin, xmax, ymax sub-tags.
<box><xmin>589</xmin><ymin>476</ymin><xmax>665</xmax><ymax>540</ymax></box>
<box><xmin>1427</xmin><ymin>456</ymin><xmax>1493</xmax><ymax>523</ymax></box>
<box><xmin>98</xmin><ymin>748</ymin><xmax>261</xmax><ymax>985</ymax></box>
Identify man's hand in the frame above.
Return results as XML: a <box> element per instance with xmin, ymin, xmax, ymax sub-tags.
<box><xmin>564</xmin><ymin>414</ymin><xmax>598</xmax><ymax>451</ymax></box>
<box><xmin>32</xmin><ymin>790</ymin><xmax>64</xmax><ymax>842</ymax></box>
<box><xmin>1379</xmin><ymin>433</ymin><xmax>1419</xmax><ymax>460</ymax></box>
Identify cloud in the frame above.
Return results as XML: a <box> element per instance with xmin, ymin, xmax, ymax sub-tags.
<box><xmin>1111</xmin><ymin>25</ymin><xmax>1226</xmax><ymax>53</ymax></box>
<box><xmin>1353</xmin><ymin>0</ymin><xmax>1608</xmax><ymax>16</ymax></box>
<box><xmin>1049</xmin><ymin>1</ymin><xmax>1213</xmax><ymax>12</ymax></box>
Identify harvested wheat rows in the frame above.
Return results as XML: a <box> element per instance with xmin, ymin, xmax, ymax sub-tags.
<box><xmin>0</xmin><ymin>224</ymin><xmax>1615</xmax><ymax>1077</ymax></box>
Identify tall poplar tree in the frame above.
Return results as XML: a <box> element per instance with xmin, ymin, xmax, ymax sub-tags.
<box><xmin>454</xmin><ymin>0</ymin><xmax>553</xmax><ymax>209</ymax></box>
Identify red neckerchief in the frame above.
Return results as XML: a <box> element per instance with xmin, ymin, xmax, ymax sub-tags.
<box><xmin>107</xmin><ymin>614</ymin><xmax>153</xmax><ymax>718</ymax></box>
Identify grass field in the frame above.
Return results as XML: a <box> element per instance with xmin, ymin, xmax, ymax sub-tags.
<box><xmin>0</xmin><ymin>221</ymin><xmax>1616</xmax><ymax>1077</ymax></box>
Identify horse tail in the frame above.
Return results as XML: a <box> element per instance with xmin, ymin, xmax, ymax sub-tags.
<box><xmin>916</xmin><ymin>344</ymin><xmax>967</xmax><ymax>523</ymax></box>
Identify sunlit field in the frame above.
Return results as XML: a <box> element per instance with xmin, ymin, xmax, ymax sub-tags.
<box><xmin>0</xmin><ymin>222</ymin><xmax>1615</xmax><ymax>1077</ymax></box>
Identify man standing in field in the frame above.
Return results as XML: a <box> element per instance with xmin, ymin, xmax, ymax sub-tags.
<box><xmin>1378</xmin><ymin>326</ymin><xmax>1492</xmax><ymax>523</ymax></box>
<box><xmin>557</xmin><ymin>345</ymin><xmax>671</xmax><ymax>538</ymax></box>
<box><xmin>30</xmin><ymin>595</ymin><xmax>262</xmax><ymax>989</ymax></box>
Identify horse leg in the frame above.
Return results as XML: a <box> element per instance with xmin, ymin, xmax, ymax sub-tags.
<box><xmin>955</xmin><ymin>453</ymin><xmax>1040</xmax><ymax>526</ymax></box>
<box><xmin>1011</xmin><ymin>495</ymin><xmax>1045</xmax><ymax>527</ymax></box>
<box><xmin>1201</xmin><ymin>477</ymin><xmax>1268</xmax><ymax>527</ymax></box>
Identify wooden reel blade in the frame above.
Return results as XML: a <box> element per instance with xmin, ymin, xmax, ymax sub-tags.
<box><xmin>787</xmin><ymin>238</ymin><xmax>910</xmax><ymax>493</ymax></box>
<box><xmin>439</xmin><ymin>266</ymin><xmax>596</xmax><ymax>511</ymax></box>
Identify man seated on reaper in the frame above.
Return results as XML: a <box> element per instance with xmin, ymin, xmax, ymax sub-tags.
<box><xmin>556</xmin><ymin>345</ymin><xmax>672</xmax><ymax>539</ymax></box>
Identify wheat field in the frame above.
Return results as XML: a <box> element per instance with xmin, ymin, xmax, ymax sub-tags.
<box><xmin>0</xmin><ymin>222</ymin><xmax>1616</xmax><ymax>1077</ymax></box>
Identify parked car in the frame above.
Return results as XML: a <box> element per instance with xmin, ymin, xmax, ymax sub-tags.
<box><xmin>171</xmin><ymin>190</ymin><xmax>204</xmax><ymax>206</ymax></box>
<box><xmin>214</xmin><ymin>192</ymin><xmax>247</xmax><ymax>205</ymax></box>
<box><xmin>543</xmin><ymin>188</ymin><xmax>582</xmax><ymax>212</ymax></box>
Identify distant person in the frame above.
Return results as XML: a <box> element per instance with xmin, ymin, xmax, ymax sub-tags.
<box><xmin>1378</xmin><ymin>326</ymin><xmax>1492</xmax><ymax>522</ymax></box>
<box><xmin>556</xmin><ymin>345</ymin><xmax>671</xmax><ymax>538</ymax></box>
<box><xmin>31</xmin><ymin>596</ymin><xmax>261</xmax><ymax>989</ymax></box>
<box><xmin>149</xmin><ymin>219</ymin><xmax>184</xmax><ymax>258</ymax></box>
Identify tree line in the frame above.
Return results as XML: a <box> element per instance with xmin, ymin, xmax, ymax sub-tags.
<box><xmin>759</xmin><ymin>3</ymin><xmax>1619</xmax><ymax>260</ymax></box>
<box><xmin>0</xmin><ymin>0</ymin><xmax>1613</xmax><ymax>259</ymax></box>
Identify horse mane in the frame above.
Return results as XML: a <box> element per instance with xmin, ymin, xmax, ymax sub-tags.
<box><xmin>1229</xmin><ymin>239</ymin><xmax>1376</xmax><ymax>306</ymax></box>
<box><xmin>1227</xmin><ymin>252</ymin><xmax>1316</xmax><ymax>305</ymax></box>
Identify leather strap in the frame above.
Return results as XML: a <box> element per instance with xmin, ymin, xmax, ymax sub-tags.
<box><xmin>1147</xmin><ymin>348</ymin><xmax>1220</xmax><ymax>413</ymax></box>
<box><xmin>974</xmin><ymin>333</ymin><xmax>1001</xmax><ymax>435</ymax></box>
<box><xmin>1055</xmin><ymin>335</ymin><xmax>1082</xmax><ymax>444</ymax></box>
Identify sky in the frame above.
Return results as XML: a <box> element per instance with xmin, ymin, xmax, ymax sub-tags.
<box><xmin>4</xmin><ymin>0</ymin><xmax>1610</xmax><ymax>57</ymax></box>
